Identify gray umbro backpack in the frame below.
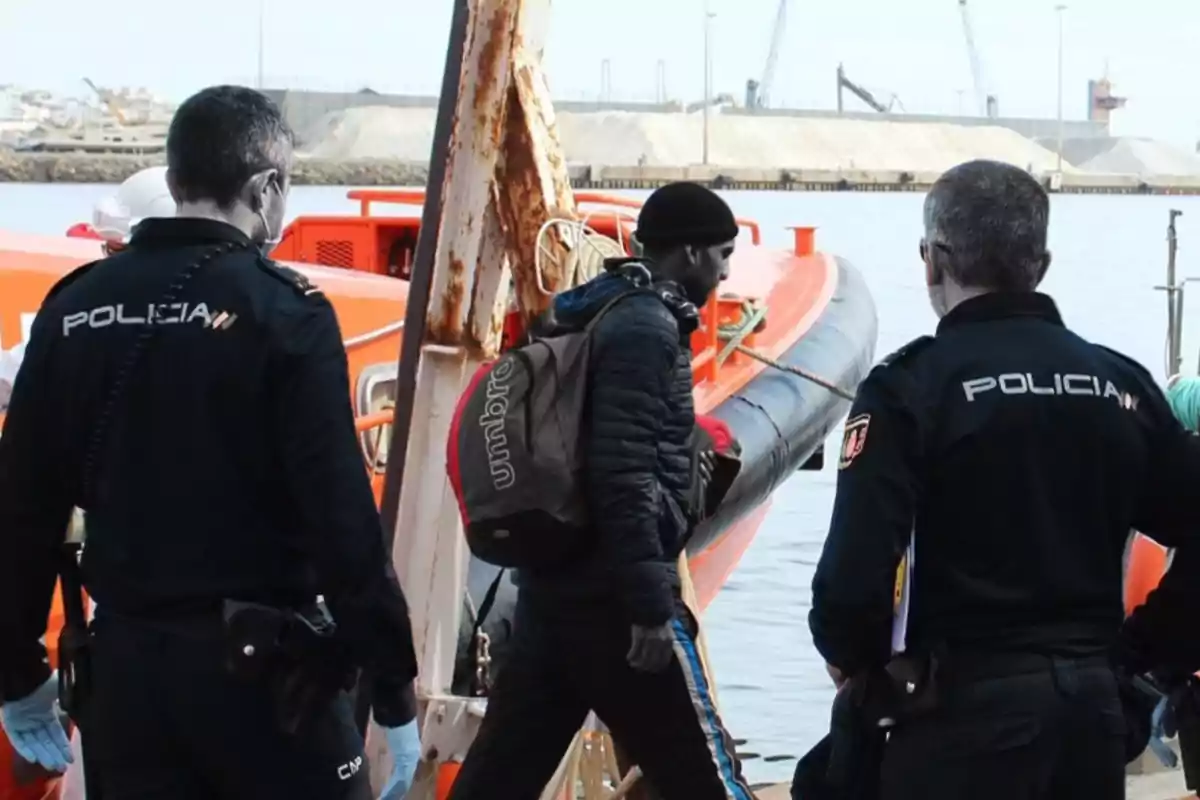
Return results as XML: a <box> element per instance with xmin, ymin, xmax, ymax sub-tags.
<box><xmin>446</xmin><ymin>290</ymin><xmax>643</xmax><ymax>568</ymax></box>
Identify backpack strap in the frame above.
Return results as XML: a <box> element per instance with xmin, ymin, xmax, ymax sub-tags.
<box><xmin>580</xmin><ymin>289</ymin><xmax>650</xmax><ymax>335</ymax></box>
<box><xmin>468</xmin><ymin>570</ymin><xmax>506</xmax><ymax>696</ymax></box>
<box><xmin>471</xmin><ymin>570</ymin><xmax>505</xmax><ymax>636</ymax></box>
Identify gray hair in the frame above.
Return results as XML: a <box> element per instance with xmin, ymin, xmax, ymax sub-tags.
<box><xmin>166</xmin><ymin>85</ymin><xmax>294</xmax><ymax>209</ymax></box>
<box><xmin>923</xmin><ymin>160</ymin><xmax>1049</xmax><ymax>292</ymax></box>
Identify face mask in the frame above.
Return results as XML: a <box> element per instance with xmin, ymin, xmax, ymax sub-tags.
<box><xmin>255</xmin><ymin>175</ymin><xmax>283</xmax><ymax>255</ymax></box>
<box><xmin>927</xmin><ymin>283</ymin><xmax>949</xmax><ymax>318</ymax></box>
<box><xmin>921</xmin><ymin>240</ymin><xmax>948</xmax><ymax>318</ymax></box>
<box><xmin>257</xmin><ymin>206</ymin><xmax>280</xmax><ymax>255</ymax></box>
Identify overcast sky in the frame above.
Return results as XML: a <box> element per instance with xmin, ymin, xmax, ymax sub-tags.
<box><xmin>3</xmin><ymin>0</ymin><xmax>1195</xmax><ymax>147</ymax></box>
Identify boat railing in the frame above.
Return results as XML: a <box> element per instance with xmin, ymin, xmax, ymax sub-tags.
<box><xmin>354</xmin><ymin>409</ymin><xmax>396</xmax><ymax>434</ymax></box>
<box><xmin>572</xmin><ymin>191</ymin><xmax>763</xmax><ymax>246</ymax></box>
<box><xmin>346</xmin><ymin>290</ymin><xmax>767</xmax><ymax>472</ymax></box>
<box><xmin>345</xmin><ymin>189</ymin><xmax>427</xmax><ymax>217</ymax></box>
<box><xmin>355</xmin><ymin>409</ymin><xmax>395</xmax><ymax>505</ymax></box>
<box><xmin>340</xmin><ymin>189</ymin><xmax>764</xmax><ymax>247</ymax></box>
<box><xmin>691</xmin><ymin>295</ymin><xmax>765</xmax><ymax>383</ymax></box>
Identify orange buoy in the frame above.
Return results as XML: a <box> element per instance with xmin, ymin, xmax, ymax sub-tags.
<box><xmin>435</xmin><ymin>762</ymin><xmax>462</xmax><ymax>800</ymax></box>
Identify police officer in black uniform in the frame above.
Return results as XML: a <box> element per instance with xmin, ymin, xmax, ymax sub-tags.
<box><xmin>809</xmin><ymin>159</ymin><xmax>1200</xmax><ymax>800</ymax></box>
<box><xmin>1121</xmin><ymin>546</ymin><xmax>1200</xmax><ymax>681</ymax></box>
<box><xmin>0</xmin><ymin>86</ymin><xmax>420</xmax><ymax>798</ymax></box>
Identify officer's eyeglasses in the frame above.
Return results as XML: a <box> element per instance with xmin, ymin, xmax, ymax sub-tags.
<box><xmin>918</xmin><ymin>239</ymin><xmax>953</xmax><ymax>261</ymax></box>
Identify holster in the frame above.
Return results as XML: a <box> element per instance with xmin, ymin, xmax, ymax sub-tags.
<box><xmin>222</xmin><ymin>599</ymin><xmax>356</xmax><ymax>736</ymax></box>
<box><xmin>57</xmin><ymin>545</ymin><xmax>93</xmax><ymax>725</ymax></box>
<box><xmin>792</xmin><ymin>652</ymin><xmax>939</xmax><ymax>800</ymax></box>
<box><xmin>56</xmin><ymin>542</ymin><xmax>104</xmax><ymax>799</ymax></box>
<box><xmin>862</xmin><ymin>652</ymin><xmax>941</xmax><ymax>724</ymax></box>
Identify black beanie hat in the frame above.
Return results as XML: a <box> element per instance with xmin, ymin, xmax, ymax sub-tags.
<box><xmin>634</xmin><ymin>182</ymin><xmax>738</xmax><ymax>249</ymax></box>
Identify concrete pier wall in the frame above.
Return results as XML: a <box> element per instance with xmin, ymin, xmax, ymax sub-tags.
<box><xmin>8</xmin><ymin>90</ymin><xmax>1192</xmax><ymax>190</ymax></box>
<box><xmin>264</xmin><ymin>89</ymin><xmax>1109</xmax><ymax>147</ymax></box>
<box><xmin>5</xmin><ymin>152</ymin><xmax>1200</xmax><ymax>195</ymax></box>
<box><xmin>297</xmin><ymin>105</ymin><xmax>1074</xmax><ymax>174</ymax></box>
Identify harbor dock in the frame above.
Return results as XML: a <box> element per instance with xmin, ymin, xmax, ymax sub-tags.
<box><xmin>4</xmin><ymin>152</ymin><xmax>1200</xmax><ymax>194</ymax></box>
<box><xmin>7</xmin><ymin>88</ymin><xmax>1200</xmax><ymax>193</ymax></box>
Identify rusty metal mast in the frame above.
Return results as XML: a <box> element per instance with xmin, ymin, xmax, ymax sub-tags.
<box><xmin>367</xmin><ymin>0</ymin><xmax>576</xmax><ymax>794</ymax></box>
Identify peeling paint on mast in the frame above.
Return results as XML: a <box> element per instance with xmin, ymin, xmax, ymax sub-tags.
<box><xmin>424</xmin><ymin>0</ymin><xmax>520</xmax><ymax>348</ymax></box>
<box><xmin>499</xmin><ymin>0</ymin><xmax>577</xmax><ymax>323</ymax></box>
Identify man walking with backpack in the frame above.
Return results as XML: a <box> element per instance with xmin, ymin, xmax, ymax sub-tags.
<box><xmin>446</xmin><ymin>182</ymin><xmax>754</xmax><ymax>800</ymax></box>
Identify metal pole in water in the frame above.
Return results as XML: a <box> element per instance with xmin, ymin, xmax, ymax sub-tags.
<box><xmin>1055</xmin><ymin>4</ymin><xmax>1066</xmax><ymax>175</ymax></box>
<box><xmin>702</xmin><ymin>2</ymin><xmax>712</xmax><ymax>165</ymax></box>
<box><xmin>1167</xmin><ymin>209</ymin><xmax>1183</xmax><ymax>376</ymax></box>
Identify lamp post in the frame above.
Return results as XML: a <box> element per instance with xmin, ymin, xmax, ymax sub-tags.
<box><xmin>1055</xmin><ymin>4</ymin><xmax>1067</xmax><ymax>175</ymax></box>
<box><xmin>257</xmin><ymin>0</ymin><xmax>265</xmax><ymax>89</ymax></box>
<box><xmin>702</xmin><ymin>2</ymin><xmax>715</xmax><ymax>165</ymax></box>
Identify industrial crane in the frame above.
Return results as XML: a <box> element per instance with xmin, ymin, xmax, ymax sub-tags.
<box><xmin>83</xmin><ymin>77</ymin><xmax>128</xmax><ymax>125</ymax></box>
<box><xmin>836</xmin><ymin>64</ymin><xmax>905</xmax><ymax>113</ymax></box>
<box><xmin>745</xmin><ymin>0</ymin><xmax>789</xmax><ymax>109</ymax></box>
<box><xmin>958</xmin><ymin>0</ymin><xmax>998</xmax><ymax>117</ymax></box>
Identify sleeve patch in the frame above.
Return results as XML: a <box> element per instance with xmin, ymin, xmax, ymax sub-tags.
<box><xmin>838</xmin><ymin>413</ymin><xmax>871</xmax><ymax>470</ymax></box>
<box><xmin>258</xmin><ymin>260</ymin><xmax>324</xmax><ymax>299</ymax></box>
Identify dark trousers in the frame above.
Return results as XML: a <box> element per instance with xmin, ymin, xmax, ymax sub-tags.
<box><xmin>84</xmin><ymin>612</ymin><xmax>371</xmax><ymax>799</ymax></box>
<box><xmin>879</xmin><ymin>655</ymin><xmax>1126</xmax><ymax>800</ymax></box>
<box><xmin>448</xmin><ymin>598</ymin><xmax>754</xmax><ymax>800</ymax></box>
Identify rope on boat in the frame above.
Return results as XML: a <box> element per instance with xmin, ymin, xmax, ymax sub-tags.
<box><xmin>343</xmin><ymin>319</ymin><xmax>405</xmax><ymax>349</ymax></box>
<box><xmin>717</xmin><ymin>299</ymin><xmax>858</xmax><ymax>402</ymax></box>
<box><xmin>534</xmin><ymin>218</ymin><xmax>626</xmax><ymax>295</ymax></box>
<box><xmin>733</xmin><ymin>345</ymin><xmax>857</xmax><ymax>402</ymax></box>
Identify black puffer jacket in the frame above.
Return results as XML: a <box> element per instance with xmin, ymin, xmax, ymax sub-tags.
<box><xmin>519</xmin><ymin>262</ymin><xmax>700</xmax><ymax>626</ymax></box>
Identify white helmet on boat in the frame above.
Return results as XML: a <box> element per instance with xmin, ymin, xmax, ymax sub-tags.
<box><xmin>92</xmin><ymin>166</ymin><xmax>175</xmax><ymax>244</ymax></box>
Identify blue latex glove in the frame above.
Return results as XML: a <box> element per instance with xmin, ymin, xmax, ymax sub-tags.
<box><xmin>0</xmin><ymin>673</ymin><xmax>73</xmax><ymax>773</ymax></box>
<box><xmin>378</xmin><ymin>720</ymin><xmax>421</xmax><ymax>799</ymax></box>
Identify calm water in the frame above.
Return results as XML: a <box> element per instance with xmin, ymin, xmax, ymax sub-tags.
<box><xmin>6</xmin><ymin>183</ymin><xmax>1200</xmax><ymax>782</ymax></box>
